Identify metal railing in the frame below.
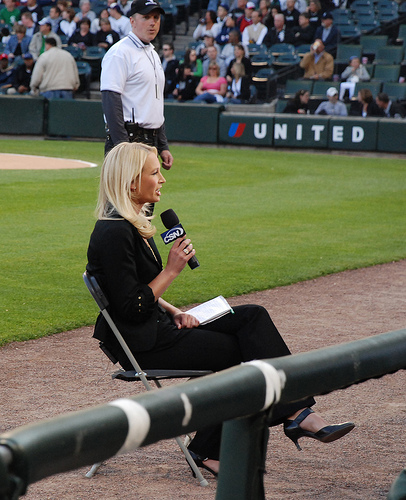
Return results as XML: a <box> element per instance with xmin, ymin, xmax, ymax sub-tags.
<box><xmin>0</xmin><ymin>328</ymin><xmax>405</xmax><ymax>500</ymax></box>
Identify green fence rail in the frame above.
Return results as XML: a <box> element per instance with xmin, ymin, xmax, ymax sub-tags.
<box><xmin>0</xmin><ymin>328</ymin><xmax>405</xmax><ymax>500</ymax></box>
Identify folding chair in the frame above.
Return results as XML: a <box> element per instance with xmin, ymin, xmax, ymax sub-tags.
<box><xmin>83</xmin><ymin>271</ymin><xmax>212</xmax><ymax>486</ymax></box>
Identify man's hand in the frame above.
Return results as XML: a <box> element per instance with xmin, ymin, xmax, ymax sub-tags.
<box><xmin>160</xmin><ymin>149</ymin><xmax>173</xmax><ymax>170</ymax></box>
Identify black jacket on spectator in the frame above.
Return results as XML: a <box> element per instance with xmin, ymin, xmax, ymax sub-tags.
<box><xmin>69</xmin><ymin>30</ymin><xmax>95</xmax><ymax>47</ymax></box>
<box><xmin>313</xmin><ymin>24</ymin><xmax>341</xmax><ymax>54</ymax></box>
<box><xmin>176</xmin><ymin>75</ymin><xmax>200</xmax><ymax>101</ymax></box>
<box><xmin>226</xmin><ymin>56</ymin><xmax>252</xmax><ymax>79</ymax></box>
<box><xmin>290</xmin><ymin>24</ymin><xmax>316</xmax><ymax>46</ymax></box>
<box><xmin>162</xmin><ymin>58</ymin><xmax>179</xmax><ymax>98</ymax></box>
<box><xmin>263</xmin><ymin>27</ymin><xmax>294</xmax><ymax>48</ymax></box>
<box><xmin>12</xmin><ymin>61</ymin><xmax>35</xmax><ymax>90</ymax></box>
<box><xmin>349</xmin><ymin>101</ymin><xmax>385</xmax><ymax>117</ymax></box>
<box><xmin>282</xmin><ymin>8</ymin><xmax>300</xmax><ymax>29</ymax></box>
<box><xmin>95</xmin><ymin>29</ymin><xmax>119</xmax><ymax>50</ymax></box>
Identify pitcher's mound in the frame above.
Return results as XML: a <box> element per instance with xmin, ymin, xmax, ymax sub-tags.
<box><xmin>0</xmin><ymin>153</ymin><xmax>98</xmax><ymax>170</ymax></box>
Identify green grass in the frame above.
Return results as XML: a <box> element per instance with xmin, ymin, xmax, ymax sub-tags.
<box><xmin>0</xmin><ymin>139</ymin><xmax>405</xmax><ymax>346</ymax></box>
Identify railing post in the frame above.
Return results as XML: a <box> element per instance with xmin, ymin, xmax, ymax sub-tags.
<box><xmin>216</xmin><ymin>411</ymin><xmax>269</xmax><ymax>500</ymax></box>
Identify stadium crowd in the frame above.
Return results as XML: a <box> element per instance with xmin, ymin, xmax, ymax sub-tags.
<box><xmin>0</xmin><ymin>0</ymin><xmax>405</xmax><ymax>115</ymax></box>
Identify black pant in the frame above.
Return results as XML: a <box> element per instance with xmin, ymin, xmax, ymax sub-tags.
<box><xmin>132</xmin><ymin>305</ymin><xmax>315</xmax><ymax>460</ymax></box>
<box><xmin>104</xmin><ymin>130</ymin><xmax>158</xmax><ymax>156</ymax></box>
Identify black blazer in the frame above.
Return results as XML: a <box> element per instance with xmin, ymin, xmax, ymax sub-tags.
<box><xmin>86</xmin><ymin>217</ymin><xmax>164</xmax><ymax>354</ymax></box>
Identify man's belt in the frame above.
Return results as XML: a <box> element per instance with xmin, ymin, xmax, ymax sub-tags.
<box><xmin>125</xmin><ymin>122</ymin><xmax>159</xmax><ymax>142</ymax></box>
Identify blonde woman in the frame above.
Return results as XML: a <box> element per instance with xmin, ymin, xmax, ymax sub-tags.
<box><xmin>225</xmin><ymin>61</ymin><xmax>251</xmax><ymax>103</ymax></box>
<box><xmin>193</xmin><ymin>61</ymin><xmax>227</xmax><ymax>103</ymax></box>
<box><xmin>86</xmin><ymin>141</ymin><xmax>355</xmax><ymax>479</ymax></box>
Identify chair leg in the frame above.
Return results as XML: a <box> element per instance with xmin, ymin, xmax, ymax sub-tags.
<box><xmin>85</xmin><ymin>462</ymin><xmax>103</xmax><ymax>478</ymax></box>
<box><xmin>175</xmin><ymin>436</ymin><xmax>209</xmax><ymax>487</ymax></box>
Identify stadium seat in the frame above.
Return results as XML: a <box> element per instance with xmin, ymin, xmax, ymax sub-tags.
<box><xmin>338</xmin><ymin>24</ymin><xmax>361</xmax><ymax>41</ymax></box>
<box><xmin>272</xmin><ymin>52</ymin><xmax>301</xmax><ymax>67</ymax></box>
<box><xmin>350</xmin><ymin>0</ymin><xmax>373</xmax><ymax>8</ymax></box>
<box><xmin>353</xmin><ymin>80</ymin><xmax>382</xmax><ymax>97</ymax></box>
<box><xmin>268</xmin><ymin>43</ymin><xmax>295</xmax><ymax>56</ymax></box>
<box><xmin>372</xmin><ymin>64</ymin><xmax>401</xmax><ymax>82</ymax></box>
<box><xmin>250</xmin><ymin>53</ymin><xmax>274</xmax><ymax>69</ymax></box>
<box><xmin>396</xmin><ymin>24</ymin><xmax>406</xmax><ymax>45</ymax></box>
<box><xmin>283</xmin><ymin>79</ymin><xmax>313</xmax><ymax>98</ymax></box>
<box><xmin>248</xmin><ymin>43</ymin><xmax>268</xmax><ymax>57</ymax></box>
<box><xmin>377</xmin><ymin>10</ymin><xmax>399</xmax><ymax>23</ymax></box>
<box><xmin>382</xmin><ymin>82</ymin><xmax>406</xmax><ymax>101</ymax></box>
<box><xmin>357</xmin><ymin>19</ymin><xmax>380</xmax><ymax>34</ymax></box>
<box><xmin>360</xmin><ymin>35</ymin><xmax>388</xmax><ymax>57</ymax></box>
<box><xmin>275</xmin><ymin>99</ymin><xmax>288</xmax><ymax>112</ymax></box>
<box><xmin>295</xmin><ymin>44</ymin><xmax>311</xmax><ymax>57</ymax></box>
<box><xmin>63</xmin><ymin>45</ymin><xmax>83</xmax><ymax>60</ymax></box>
<box><xmin>82</xmin><ymin>271</ymin><xmax>212</xmax><ymax>485</ymax></box>
<box><xmin>335</xmin><ymin>44</ymin><xmax>363</xmax><ymax>64</ymax></box>
<box><xmin>76</xmin><ymin>61</ymin><xmax>92</xmax><ymax>99</ymax></box>
<box><xmin>251</xmin><ymin>68</ymin><xmax>275</xmax><ymax>101</ymax></box>
<box><xmin>373</xmin><ymin>46</ymin><xmax>404</xmax><ymax>64</ymax></box>
<box><xmin>312</xmin><ymin>81</ymin><xmax>340</xmax><ymax>98</ymax></box>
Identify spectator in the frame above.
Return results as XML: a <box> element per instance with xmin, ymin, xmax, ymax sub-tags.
<box><xmin>4</xmin><ymin>25</ymin><xmax>31</xmax><ymax>61</ymax></box>
<box><xmin>217</xmin><ymin>3</ymin><xmax>229</xmax><ymax>25</ymax></box>
<box><xmin>263</xmin><ymin>13</ymin><xmax>292</xmax><ymax>46</ymax></box>
<box><xmin>203</xmin><ymin>45</ymin><xmax>227</xmax><ymax>77</ymax></box>
<box><xmin>172</xmin><ymin>63</ymin><xmax>199</xmax><ymax>101</ymax></box>
<box><xmin>95</xmin><ymin>18</ymin><xmax>119</xmax><ymax>50</ymax></box>
<box><xmin>307</xmin><ymin>0</ymin><xmax>322</xmax><ymax>31</ymax></box>
<box><xmin>29</xmin><ymin>19</ymin><xmax>62</xmax><ymax>60</ymax></box>
<box><xmin>216</xmin><ymin>13</ymin><xmax>237</xmax><ymax>46</ymax></box>
<box><xmin>0</xmin><ymin>53</ymin><xmax>15</xmax><ymax>93</ymax></box>
<box><xmin>314</xmin><ymin>86</ymin><xmax>347</xmax><ymax>115</ymax></box>
<box><xmin>20</xmin><ymin>12</ymin><xmax>37</xmax><ymax>38</ymax></box>
<box><xmin>20</xmin><ymin>0</ymin><xmax>44</xmax><ymax>25</ymax></box>
<box><xmin>349</xmin><ymin>88</ymin><xmax>385</xmax><ymax>117</ymax></box>
<box><xmin>183</xmin><ymin>47</ymin><xmax>203</xmax><ymax>77</ymax></box>
<box><xmin>58</xmin><ymin>8</ymin><xmax>77</xmax><ymax>38</ymax></box>
<box><xmin>161</xmin><ymin>42</ymin><xmax>179</xmax><ymax>98</ymax></box>
<box><xmin>300</xmin><ymin>38</ymin><xmax>334</xmax><ymax>80</ymax></box>
<box><xmin>196</xmin><ymin>31</ymin><xmax>220</xmax><ymax>59</ymax></box>
<box><xmin>30</xmin><ymin>37</ymin><xmax>79</xmax><ymax>98</ymax></box>
<box><xmin>44</xmin><ymin>6</ymin><xmax>63</xmax><ymax>33</ymax></box>
<box><xmin>313</xmin><ymin>11</ymin><xmax>340</xmax><ymax>55</ymax></box>
<box><xmin>74</xmin><ymin>0</ymin><xmax>97</xmax><ymax>24</ymax></box>
<box><xmin>108</xmin><ymin>3</ymin><xmax>131</xmax><ymax>39</ymax></box>
<box><xmin>282</xmin><ymin>88</ymin><xmax>310</xmax><ymax>113</ymax></box>
<box><xmin>375</xmin><ymin>92</ymin><xmax>406</xmax><ymax>119</ymax></box>
<box><xmin>282</xmin><ymin>0</ymin><xmax>300</xmax><ymax>29</ymax></box>
<box><xmin>226</xmin><ymin>41</ymin><xmax>252</xmax><ymax>81</ymax></box>
<box><xmin>56</xmin><ymin>0</ymin><xmax>69</xmax><ymax>16</ymax></box>
<box><xmin>341</xmin><ymin>56</ymin><xmax>370</xmax><ymax>82</ymax></box>
<box><xmin>259</xmin><ymin>0</ymin><xmax>272</xmax><ymax>23</ymax></box>
<box><xmin>193</xmin><ymin>61</ymin><xmax>227</xmax><ymax>103</ymax></box>
<box><xmin>193</xmin><ymin>10</ymin><xmax>220</xmax><ymax>40</ymax></box>
<box><xmin>117</xmin><ymin>0</ymin><xmax>133</xmax><ymax>16</ymax></box>
<box><xmin>7</xmin><ymin>51</ymin><xmax>34</xmax><ymax>94</ymax></box>
<box><xmin>1</xmin><ymin>27</ymin><xmax>11</xmax><ymax>44</ymax></box>
<box><xmin>0</xmin><ymin>0</ymin><xmax>21</xmax><ymax>27</ymax></box>
<box><xmin>90</xmin><ymin>8</ymin><xmax>109</xmax><ymax>34</ymax></box>
<box><xmin>225</xmin><ymin>61</ymin><xmax>251</xmax><ymax>103</ymax></box>
<box><xmin>69</xmin><ymin>18</ymin><xmax>95</xmax><ymax>48</ymax></box>
<box><xmin>229</xmin><ymin>0</ymin><xmax>246</xmax><ymax>20</ymax></box>
<box><xmin>242</xmin><ymin>10</ymin><xmax>268</xmax><ymax>46</ymax></box>
<box><xmin>220</xmin><ymin>28</ymin><xmax>249</xmax><ymax>67</ymax></box>
<box><xmin>237</xmin><ymin>1</ymin><xmax>255</xmax><ymax>33</ymax></box>
<box><xmin>291</xmin><ymin>12</ymin><xmax>315</xmax><ymax>46</ymax></box>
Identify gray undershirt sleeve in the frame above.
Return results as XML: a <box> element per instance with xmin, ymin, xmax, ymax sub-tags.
<box><xmin>157</xmin><ymin>122</ymin><xmax>169</xmax><ymax>155</ymax></box>
<box><xmin>101</xmin><ymin>90</ymin><xmax>129</xmax><ymax>146</ymax></box>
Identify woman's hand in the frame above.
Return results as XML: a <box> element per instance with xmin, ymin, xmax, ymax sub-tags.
<box><xmin>166</xmin><ymin>238</ymin><xmax>196</xmax><ymax>275</ymax></box>
<box><xmin>173</xmin><ymin>311</ymin><xmax>200</xmax><ymax>329</ymax></box>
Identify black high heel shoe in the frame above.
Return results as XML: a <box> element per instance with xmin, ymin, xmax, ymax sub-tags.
<box><xmin>284</xmin><ymin>408</ymin><xmax>355</xmax><ymax>451</ymax></box>
<box><xmin>187</xmin><ymin>450</ymin><xmax>218</xmax><ymax>478</ymax></box>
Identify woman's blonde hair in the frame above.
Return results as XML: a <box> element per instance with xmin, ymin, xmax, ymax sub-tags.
<box><xmin>231</xmin><ymin>61</ymin><xmax>245</xmax><ymax>78</ymax></box>
<box><xmin>96</xmin><ymin>142</ymin><xmax>158</xmax><ymax>238</ymax></box>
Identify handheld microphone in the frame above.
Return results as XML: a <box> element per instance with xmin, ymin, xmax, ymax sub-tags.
<box><xmin>160</xmin><ymin>209</ymin><xmax>200</xmax><ymax>270</ymax></box>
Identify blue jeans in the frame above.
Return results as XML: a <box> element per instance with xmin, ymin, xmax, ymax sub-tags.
<box><xmin>40</xmin><ymin>90</ymin><xmax>73</xmax><ymax>99</ymax></box>
<box><xmin>193</xmin><ymin>92</ymin><xmax>218</xmax><ymax>103</ymax></box>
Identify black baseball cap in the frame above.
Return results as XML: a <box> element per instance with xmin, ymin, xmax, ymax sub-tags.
<box><xmin>128</xmin><ymin>0</ymin><xmax>165</xmax><ymax>16</ymax></box>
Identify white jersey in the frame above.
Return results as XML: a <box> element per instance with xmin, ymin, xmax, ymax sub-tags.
<box><xmin>100</xmin><ymin>32</ymin><xmax>165</xmax><ymax>129</ymax></box>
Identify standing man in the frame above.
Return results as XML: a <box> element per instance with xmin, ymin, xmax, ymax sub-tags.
<box><xmin>30</xmin><ymin>37</ymin><xmax>79</xmax><ymax>98</ymax></box>
<box><xmin>100</xmin><ymin>0</ymin><xmax>173</xmax><ymax>169</ymax></box>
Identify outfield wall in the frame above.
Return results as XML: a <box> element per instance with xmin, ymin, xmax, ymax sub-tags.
<box><xmin>1</xmin><ymin>96</ymin><xmax>405</xmax><ymax>153</ymax></box>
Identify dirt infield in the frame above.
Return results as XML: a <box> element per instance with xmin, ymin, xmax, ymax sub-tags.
<box><xmin>0</xmin><ymin>153</ymin><xmax>97</xmax><ymax>170</ymax></box>
<box><xmin>1</xmin><ymin>260</ymin><xmax>405</xmax><ymax>499</ymax></box>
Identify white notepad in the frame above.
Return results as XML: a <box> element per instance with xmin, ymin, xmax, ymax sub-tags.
<box><xmin>186</xmin><ymin>296</ymin><xmax>234</xmax><ymax>325</ymax></box>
